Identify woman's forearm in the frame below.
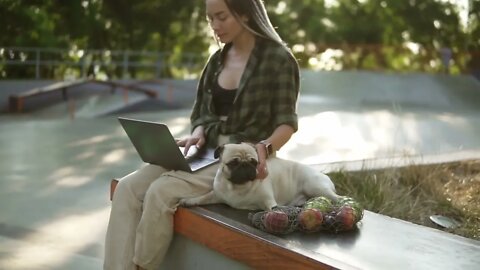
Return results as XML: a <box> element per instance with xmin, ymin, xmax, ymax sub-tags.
<box><xmin>263</xmin><ymin>124</ymin><xmax>295</xmax><ymax>152</ymax></box>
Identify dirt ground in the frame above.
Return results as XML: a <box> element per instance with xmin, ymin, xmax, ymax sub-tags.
<box><xmin>442</xmin><ymin>160</ymin><xmax>480</xmax><ymax>221</ymax></box>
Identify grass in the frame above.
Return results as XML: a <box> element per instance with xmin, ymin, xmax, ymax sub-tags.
<box><xmin>328</xmin><ymin>159</ymin><xmax>480</xmax><ymax>240</ymax></box>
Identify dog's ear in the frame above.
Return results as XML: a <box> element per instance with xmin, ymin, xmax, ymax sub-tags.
<box><xmin>214</xmin><ymin>145</ymin><xmax>224</xmax><ymax>159</ymax></box>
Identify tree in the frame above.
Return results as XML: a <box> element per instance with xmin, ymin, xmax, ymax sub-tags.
<box><xmin>0</xmin><ymin>0</ymin><xmax>475</xmax><ymax>78</ymax></box>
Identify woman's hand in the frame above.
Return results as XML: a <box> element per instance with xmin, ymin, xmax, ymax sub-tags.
<box><xmin>256</xmin><ymin>160</ymin><xmax>268</xmax><ymax>179</ymax></box>
<box><xmin>255</xmin><ymin>143</ymin><xmax>269</xmax><ymax>179</ymax></box>
<box><xmin>176</xmin><ymin>126</ymin><xmax>205</xmax><ymax>155</ymax></box>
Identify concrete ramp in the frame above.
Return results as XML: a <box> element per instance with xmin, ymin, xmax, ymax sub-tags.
<box><xmin>300</xmin><ymin>71</ymin><xmax>480</xmax><ymax>112</ymax></box>
<box><xmin>97</xmin><ymin>98</ymin><xmax>181</xmax><ymax>116</ymax></box>
<box><xmin>20</xmin><ymin>93</ymin><xmax>182</xmax><ymax>119</ymax></box>
<box><xmin>277</xmin><ymin>71</ymin><xmax>480</xmax><ymax>165</ymax></box>
<box><xmin>1</xmin><ymin>71</ymin><xmax>478</xmax><ymax>117</ymax></box>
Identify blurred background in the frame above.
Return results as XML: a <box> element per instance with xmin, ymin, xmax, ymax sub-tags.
<box><xmin>1</xmin><ymin>1</ymin><xmax>479</xmax><ymax>269</ymax></box>
<box><xmin>1</xmin><ymin>0</ymin><xmax>478</xmax><ymax>80</ymax></box>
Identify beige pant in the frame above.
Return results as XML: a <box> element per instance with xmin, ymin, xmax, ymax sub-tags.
<box><xmin>104</xmin><ymin>163</ymin><xmax>219</xmax><ymax>270</ymax></box>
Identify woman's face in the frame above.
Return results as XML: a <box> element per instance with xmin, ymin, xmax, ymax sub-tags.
<box><xmin>206</xmin><ymin>0</ymin><xmax>247</xmax><ymax>43</ymax></box>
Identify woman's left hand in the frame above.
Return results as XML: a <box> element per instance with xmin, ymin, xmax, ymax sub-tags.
<box><xmin>255</xmin><ymin>143</ymin><xmax>269</xmax><ymax>179</ymax></box>
<box><xmin>256</xmin><ymin>160</ymin><xmax>268</xmax><ymax>179</ymax></box>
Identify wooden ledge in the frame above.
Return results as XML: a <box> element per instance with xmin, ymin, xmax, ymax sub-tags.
<box><xmin>110</xmin><ymin>179</ymin><xmax>346</xmax><ymax>269</ymax></box>
<box><xmin>174</xmin><ymin>206</ymin><xmax>346</xmax><ymax>270</ymax></box>
<box><xmin>110</xmin><ymin>179</ymin><xmax>480</xmax><ymax>270</ymax></box>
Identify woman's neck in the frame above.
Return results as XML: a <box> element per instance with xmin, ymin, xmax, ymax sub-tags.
<box><xmin>230</xmin><ymin>31</ymin><xmax>255</xmax><ymax>56</ymax></box>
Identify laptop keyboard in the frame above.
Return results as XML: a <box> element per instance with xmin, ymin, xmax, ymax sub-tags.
<box><xmin>189</xmin><ymin>158</ymin><xmax>218</xmax><ymax>171</ymax></box>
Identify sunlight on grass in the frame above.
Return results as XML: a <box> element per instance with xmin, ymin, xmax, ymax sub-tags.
<box><xmin>328</xmin><ymin>160</ymin><xmax>480</xmax><ymax>240</ymax></box>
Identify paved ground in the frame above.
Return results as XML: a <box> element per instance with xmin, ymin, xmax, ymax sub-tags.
<box><xmin>0</xmin><ymin>71</ymin><xmax>479</xmax><ymax>269</ymax></box>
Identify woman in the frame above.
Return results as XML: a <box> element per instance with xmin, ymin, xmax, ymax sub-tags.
<box><xmin>104</xmin><ymin>0</ymin><xmax>299</xmax><ymax>269</ymax></box>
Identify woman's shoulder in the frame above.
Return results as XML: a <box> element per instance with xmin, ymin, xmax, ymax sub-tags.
<box><xmin>201</xmin><ymin>47</ymin><xmax>224</xmax><ymax>74</ymax></box>
<box><xmin>206</xmin><ymin>47</ymin><xmax>223</xmax><ymax>63</ymax></box>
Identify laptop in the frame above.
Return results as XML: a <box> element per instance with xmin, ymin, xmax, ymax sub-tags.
<box><xmin>118</xmin><ymin>117</ymin><xmax>218</xmax><ymax>172</ymax></box>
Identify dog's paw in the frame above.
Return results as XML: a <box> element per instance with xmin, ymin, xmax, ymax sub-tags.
<box><xmin>179</xmin><ymin>198</ymin><xmax>199</xmax><ymax>207</ymax></box>
<box><xmin>271</xmin><ymin>205</ymin><xmax>294</xmax><ymax>211</ymax></box>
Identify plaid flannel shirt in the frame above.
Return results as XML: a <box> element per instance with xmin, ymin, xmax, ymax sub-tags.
<box><xmin>190</xmin><ymin>38</ymin><xmax>300</xmax><ymax>147</ymax></box>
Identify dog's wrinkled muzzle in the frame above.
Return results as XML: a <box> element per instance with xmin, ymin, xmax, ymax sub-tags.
<box><xmin>228</xmin><ymin>163</ymin><xmax>257</xmax><ymax>184</ymax></box>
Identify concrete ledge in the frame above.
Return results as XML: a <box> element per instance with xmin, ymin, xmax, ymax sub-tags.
<box><xmin>8</xmin><ymin>79</ymin><xmax>157</xmax><ymax>113</ymax></box>
<box><xmin>311</xmin><ymin>149</ymin><xmax>480</xmax><ymax>173</ymax></box>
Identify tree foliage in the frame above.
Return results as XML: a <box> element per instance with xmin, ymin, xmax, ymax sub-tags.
<box><xmin>0</xmin><ymin>0</ymin><xmax>478</xmax><ymax>79</ymax></box>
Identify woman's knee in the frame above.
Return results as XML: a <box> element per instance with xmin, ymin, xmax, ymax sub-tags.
<box><xmin>114</xmin><ymin>164</ymin><xmax>166</xmax><ymax>201</ymax></box>
<box><xmin>144</xmin><ymin>176</ymin><xmax>184</xmax><ymax>209</ymax></box>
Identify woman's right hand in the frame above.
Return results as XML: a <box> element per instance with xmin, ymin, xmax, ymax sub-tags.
<box><xmin>176</xmin><ymin>126</ymin><xmax>206</xmax><ymax>155</ymax></box>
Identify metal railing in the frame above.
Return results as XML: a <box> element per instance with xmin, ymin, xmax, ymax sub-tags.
<box><xmin>2</xmin><ymin>45</ymin><xmax>478</xmax><ymax>80</ymax></box>
<box><xmin>0</xmin><ymin>47</ymin><xmax>207</xmax><ymax>80</ymax></box>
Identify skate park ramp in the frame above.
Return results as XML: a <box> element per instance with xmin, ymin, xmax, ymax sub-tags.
<box><xmin>300</xmin><ymin>70</ymin><xmax>480</xmax><ymax>112</ymax></box>
<box><xmin>2</xmin><ymin>70</ymin><xmax>479</xmax><ymax>118</ymax></box>
<box><xmin>1</xmin><ymin>70</ymin><xmax>479</xmax><ymax>165</ymax></box>
<box><xmin>0</xmin><ymin>79</ymin><xmax>197</xmax><ymax>118</ymax></box>
<box><xmin>286</xmin><ymin>70</ymin><xmax>480</xmax><ymax>166</ymax></box>
<box><xmin>18</xmin><ymin>93</ymin><xmax>182</xmax><ymax>118</ymax></box>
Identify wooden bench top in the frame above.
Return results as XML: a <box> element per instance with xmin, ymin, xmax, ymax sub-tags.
<box><xmin>175</xmin><ymin>204</ymin><xmax>480</xmax><ymax>270</ymax></box>
<box><xmin>109</xmin><ymin>179</ymin><xmax>479</xmax><ymax>269</ymax></box>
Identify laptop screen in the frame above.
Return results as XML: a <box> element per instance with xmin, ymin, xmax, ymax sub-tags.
<box><xmin>118</xmin><ymin>117</ymin><xmax>218</xmax><ymax>172</ymax></box>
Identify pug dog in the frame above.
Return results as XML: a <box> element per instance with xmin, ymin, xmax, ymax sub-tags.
<box><xmin>180</xmin><ymin>142</ymin><xmax>339</xmax><ymax>210</ymax></box>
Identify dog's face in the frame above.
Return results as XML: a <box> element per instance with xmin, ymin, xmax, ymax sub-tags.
<box><xmin>215</xmin><ymin>143</ymin><xmax>258</xmax><ymax>185</ymax></box>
